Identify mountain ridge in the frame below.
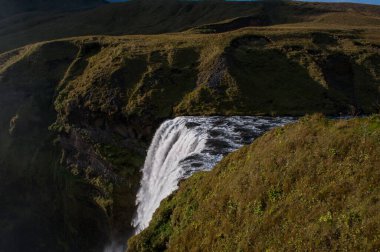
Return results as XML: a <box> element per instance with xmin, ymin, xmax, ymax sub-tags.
<box><xmin>1</xmin><ymin>1</ymin><xmax>380</xmax><ymax>53</ymax></box>
<box><xmin>0</xmin><ymin>0</ymin><xmax>107</xmax><ymax>19</ymax></box>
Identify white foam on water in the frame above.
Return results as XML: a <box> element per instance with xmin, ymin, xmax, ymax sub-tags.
<box><xmin>132</xmin><ymin>116</ymin><xmax>294</xmax><ymax>234</ymax></box>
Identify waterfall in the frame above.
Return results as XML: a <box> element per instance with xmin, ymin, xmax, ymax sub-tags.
<box><xmin>132</xmin><ymin>116</ymin><xmax>294</xmax><ymax>233</ymax></box>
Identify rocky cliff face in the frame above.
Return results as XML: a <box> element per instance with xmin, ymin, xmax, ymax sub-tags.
<box><xmin>0</xmin><ymin>41</ymin><xmax>110</xmax><ymax>251</ymax></box>
<box><xmin>0</xmin><ymin>7</ymin><xmax>379</xmax><ymax>250</ymax></box>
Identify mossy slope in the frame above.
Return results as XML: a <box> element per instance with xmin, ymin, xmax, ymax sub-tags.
<box><xmin>0</xmin><ymin>3</ymin><xmax>380</xmax><ymax>251</ymax></box>
<box><xmin>128</xmin><ymin>115</ymin><xmax>380</xmax><ymax>251</ymax></box>
<box><xmin>49</xmin><ymin>29</ymin><xmax>380</xmax><ymax>119</ymax></box>
<box><xmin>0</xmin><ymin>41</ymin><xmax>109</xmax><ymax>251</ymax></box>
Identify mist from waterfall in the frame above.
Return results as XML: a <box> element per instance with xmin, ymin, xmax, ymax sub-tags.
<box><xmin>132</xmin><ymin>116</ymin><xmax>295</xmax><ymax>233</ymax></box>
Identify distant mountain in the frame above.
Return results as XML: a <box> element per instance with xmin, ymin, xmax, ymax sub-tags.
<box><xmin>0</xmin><ymin>0</ymin><xmax>106</xmax><ymax>19</ymax></box>
<box><xmin>1</xmin><ymin>0</ymin><xmax>380</xmax><ymax>53</ymax></box>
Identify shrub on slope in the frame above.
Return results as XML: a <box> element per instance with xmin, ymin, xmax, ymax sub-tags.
<box><xmin>128</xmin><ymin>115</ymin><xmax>380</xmax><ymax>251</ymax></box>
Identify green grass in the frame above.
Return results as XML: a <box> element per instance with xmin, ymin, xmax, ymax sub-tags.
<box><xmin>1</xmin><ymin>0</ymin><xmax>380</xmax><ymax>53</ymax></box>
<box><xmin>128</xmin><ymin>115</ymin><xmax>380</xmax><ymax>251</ymax></box>
<box><xmin>0</xmin><ymin>2</ymin><xmax>380</xmax><ymax>251</ymax></box>
<box><xmin>28</xmin><ymin>28</ymin><xmax>378</xmax><ymax>120</ymax></box>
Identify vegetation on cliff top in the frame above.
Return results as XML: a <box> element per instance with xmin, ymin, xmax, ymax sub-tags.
<box><xmin>128</xmin><ymin>115</ymin><xmax>380</xmax><ymax>251</ymax></box>
<box><xmin>0</xmin><ymin>1</ymin><xmax>379</xmax><ymax>251</ymax></box>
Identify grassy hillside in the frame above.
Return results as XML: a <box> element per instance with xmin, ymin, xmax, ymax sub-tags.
<box><xmin>8</xmin><ymin>25</ymin><xmax>378</xmax><ymax>119</ymax></box>
<box><xmin>0</xmin><ymin>0</ymin><xmax>106</xmax><ymax>19</ymax></box>
<box><xmin>128</xmin><ymin>115</ymin><xmax>380</xmax><ymax>251</ymax></box>
<box><xmin>0</xmin><ymin>2</ymin><xmax>379</xmax><ymax>251</ymax></box>
<box><xmin>1</xmin><ymin>1</ymin><xmax>380</xmax><ymax>53</ymax></box>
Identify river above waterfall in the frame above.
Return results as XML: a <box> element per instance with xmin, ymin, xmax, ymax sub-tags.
<box><xmin>132</xmin><ymin>116</ymin><xmax>295</xmax><ymax>233</ymax></box>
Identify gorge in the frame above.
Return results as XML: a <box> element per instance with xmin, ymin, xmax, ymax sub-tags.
<box><xmin>0</xmin><ymin>1</ymin><xmax>380</xmax><ymax>251</ymax></box>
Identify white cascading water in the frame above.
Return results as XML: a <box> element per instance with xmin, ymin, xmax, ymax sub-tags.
<box><xmin>132</xmin><ymin>116</ymin><xmax>294</xmax><ymax>233</ymax></box>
